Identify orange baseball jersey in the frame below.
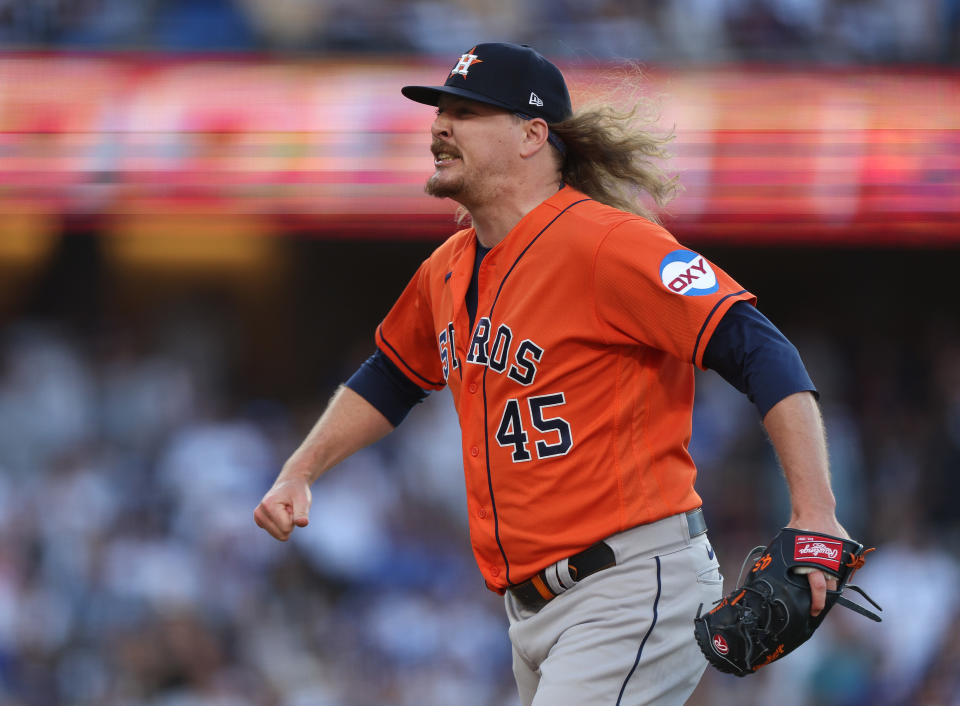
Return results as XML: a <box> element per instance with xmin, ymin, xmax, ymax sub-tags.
<box><xmin>375</xmin><ymin>185</ymin><xmax>756</xmax><ymax>592</ymax></box>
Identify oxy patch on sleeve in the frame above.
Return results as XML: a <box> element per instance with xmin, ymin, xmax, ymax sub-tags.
<box><xmin>659</xmin><ymin>250</ymin><xmax>719</xmax><ymax>296</ymax></box>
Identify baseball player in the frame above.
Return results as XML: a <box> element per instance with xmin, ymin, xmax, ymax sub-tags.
<box><xmin>255</xmin><ymin>43</ymin><xmax>848</xmax><ymax>704</ymax></box>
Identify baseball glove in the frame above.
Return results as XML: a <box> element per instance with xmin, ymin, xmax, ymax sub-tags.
<box><xmin>693</xmin><ymin>527</ymin><xmax>881</xmax><ymax>676</ymax></box>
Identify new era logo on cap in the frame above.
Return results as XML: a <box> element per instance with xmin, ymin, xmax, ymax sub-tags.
<box><xmin>400</xmin><ymin>42</ymin><xmax>573</xmax><ymax>125</ymax></box>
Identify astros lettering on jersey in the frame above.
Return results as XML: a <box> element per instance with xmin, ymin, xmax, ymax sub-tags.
<box><xmin>376</xmin><ymin>185</ymin><xmax>755</xmax><ymax>592</ymax></box>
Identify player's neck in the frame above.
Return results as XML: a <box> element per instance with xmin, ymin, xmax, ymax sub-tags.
<box><xmin>467</xmin><ymin>179</ymin><xmax>563</xmax><ymax>248</ymax></box>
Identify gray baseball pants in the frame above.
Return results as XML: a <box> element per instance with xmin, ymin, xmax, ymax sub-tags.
<box><xmin>505</xmin><ymin>512</ymin><xmax>723</xmax><ymax>705</ymax></box>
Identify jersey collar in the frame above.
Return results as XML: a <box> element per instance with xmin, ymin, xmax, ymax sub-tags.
<box><xmin>484</xmin><ymin>184</ymin><xmax>589</xmax><ymax>264</ymax></box>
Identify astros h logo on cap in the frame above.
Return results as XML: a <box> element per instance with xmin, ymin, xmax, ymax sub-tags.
<box><xmin>401</xmin><ymin>42</ymin><xmax>573</xmax><ymax>127</ymax></box>
<box><xmin>451</xmin><ymin>47</ymin><xmax>483</xmax><ymax>78</ymax></box>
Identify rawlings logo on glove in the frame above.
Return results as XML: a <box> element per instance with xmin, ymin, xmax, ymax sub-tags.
<box><xmin>794</xmin><ymin>536</ymin><xmax>842</xmax><ymax>570</ymax></box>
<box><xmin>694</xmin><ymin>528</ymin><xmax>881</xmax><ymax>677</ymax></box>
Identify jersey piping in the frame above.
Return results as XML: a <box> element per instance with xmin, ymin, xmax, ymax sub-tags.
<box><xmin>377</xmin><ymin>327</ymin><xmax>446</xmax><ymax>389</ymax></box>
<box><xmin>481</xmin><ymin>196</ymin><xmax>592</xmax><ymax>585</ymax></box>
<box><xmin>691</xmin><ymin>290</ymin><xmax>748</xmax><ymax>365</ymax></box>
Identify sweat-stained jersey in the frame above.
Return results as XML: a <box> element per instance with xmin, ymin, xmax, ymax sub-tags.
<box><xmin>375</xmin><ymin>185</ymin><xmax>756</xmax><ymax>592</ymax></box>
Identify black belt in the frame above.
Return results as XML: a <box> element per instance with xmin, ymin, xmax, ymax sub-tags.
<box><xmin>509</xmin><ymin>508</ymin><xmax>707</xmax><ymax>613</ymax></box>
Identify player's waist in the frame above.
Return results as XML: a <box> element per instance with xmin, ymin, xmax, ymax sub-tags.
<box><xmin>508</xmin><ymin>507</ymin><xmax>708</xmax><ymax>613</ymax></box>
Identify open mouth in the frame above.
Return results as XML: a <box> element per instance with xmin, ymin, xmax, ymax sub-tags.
<box><xmin>434</xmin><ymin>152</ymin><xmax>461</xmax><ymax>167</ymax></box>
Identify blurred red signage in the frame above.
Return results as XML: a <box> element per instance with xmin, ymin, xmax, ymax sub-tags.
<box><xmin>1</xmin><ymin>55</ymin><xmax>957</xmax><ymax>244</ymax></box>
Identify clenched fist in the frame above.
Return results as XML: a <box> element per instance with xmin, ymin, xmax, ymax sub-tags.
<box><xmin>254</xmin><ymin>478</ymin><xmax>313</xmax><ymax>541</ymax></box>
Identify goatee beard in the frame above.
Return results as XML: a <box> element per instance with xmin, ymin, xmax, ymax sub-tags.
<box><xmin>424</xmin><ymin>173</ymin><xmax>463</xmax><ymax>199</ymax></box>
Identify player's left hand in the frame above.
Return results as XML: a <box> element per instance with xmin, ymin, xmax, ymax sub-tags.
<box><xmin>695</xmin><ymin>525</ymin><xmax>880</xmax><ymax>676</ymax></box>
<box><xmin>786</xmin><ymin>514</ymin><xmax>848</xmax><ymax>616</ymax></box>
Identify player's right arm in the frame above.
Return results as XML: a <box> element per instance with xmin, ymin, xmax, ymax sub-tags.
<box><xmin>254</xmin><ymin>385</ymin><xmax>395</xmax><ymax>541</ymax></box>
<box><xmin>256</xmin><ymin>256</ymin><xmax>446</xmax><ymax>542</ymax></box>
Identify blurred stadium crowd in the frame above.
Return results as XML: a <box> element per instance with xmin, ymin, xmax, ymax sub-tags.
<box><xmin>0</xmin><ymin>0</ymin><xmax>957</xmax><ymax>63</ymax></box>
<box><xmin>0</xmin><ymin>244</ymin><xmax>957</xmax><ymax>706</ymax></box>
<box><xmin>0</xmin><ymin>322</ymin><xmax>517</xmax><ymax>706</ymax></box>
<box><xmin>0</xmin><ymin>1</ymin><xmax>959</xmax><ymax>705</ymax></box>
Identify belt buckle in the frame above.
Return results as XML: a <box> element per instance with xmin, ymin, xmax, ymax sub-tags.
<box><xmin>511</xmin><ymin>540</ymin><xmax>616</xmax><ymax>613</ymax></box>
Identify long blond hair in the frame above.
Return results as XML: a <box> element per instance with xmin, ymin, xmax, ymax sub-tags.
<box><xmin>453</xmin><ymin>69</ymin><xmax>679</xmax><ymax>227</ymax></box>
<box><xmin>551</xmin><ymin>86</ymin><xmax>679</xmax><ymax>224</ymax></box>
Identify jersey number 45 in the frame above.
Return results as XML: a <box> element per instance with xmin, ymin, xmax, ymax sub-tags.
<box><xmin>495</xmin><ymin>392</ymin><xmax>573</xmax><ymax>462</ymax></box>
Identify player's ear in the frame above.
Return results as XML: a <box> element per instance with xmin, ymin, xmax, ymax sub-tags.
<box><xmin>519</xmin><ymin>117</ymin><xmax>550</xmax><ymax>158</ymax></box>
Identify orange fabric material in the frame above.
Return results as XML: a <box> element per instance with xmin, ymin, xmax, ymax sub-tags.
<box><xmin>376</xmin><ymin>186</ymin><xmax>755</xmax><ymax>592</ymax></box>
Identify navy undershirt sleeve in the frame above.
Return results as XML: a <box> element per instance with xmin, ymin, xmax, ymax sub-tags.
<box><xmin>345</xmin><ymin>349</ymin><xmax>430</xmax><ymax>427</ymax></box>
<box><xmin>702</xmin><ymin>301</ymin><xmax>817</xmax><ymax>418</ymax></box>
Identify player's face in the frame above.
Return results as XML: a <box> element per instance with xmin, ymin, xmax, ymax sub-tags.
<box><xmin>425</xmin><ymin>96</ymin><xmax>522</xmax><ymax>205</ymax></box>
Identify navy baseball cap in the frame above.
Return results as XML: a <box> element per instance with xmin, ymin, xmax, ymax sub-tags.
<box><xmin>402</xmin><ymin>42</ymin><xmax>573</xmax><ymax>125</ymax></box>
